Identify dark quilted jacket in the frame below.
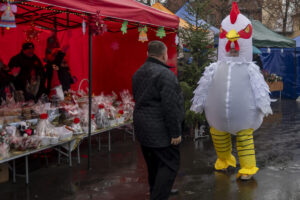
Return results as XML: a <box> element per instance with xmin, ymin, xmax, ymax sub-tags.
<box><xmin>132</xmin><ymin>57</ymin><xmax>185</xmax><ymax>148</ymax></box>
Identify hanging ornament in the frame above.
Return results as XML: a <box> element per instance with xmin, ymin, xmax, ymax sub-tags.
<box><xmin>24</xmin><ymin>22</ymin><xmax>41</xmax><ymax>42</ymax></box>
<box><xmin>90</xmin><ymin>10</ymin><xmax>107</xmax><ymax>36</ymax></box>
<box><xmin>82</xmin><ymin>20</ymin><xmax>86</xmax><ymax>35</ymax></box>
<box><xmin>156</xmin><ymin>26</ymin><xmax>166</xmax><ymax>39</ymax></box>
<box><xmin>0</xmin><ymin>2</ymin><xmax>17</xmax><ymax>29</ymax></box>
<box><xmin>138</xmin><ymin>26</ymin><xmax>148</xmax><ymax>43</ymax></box>
<box><xmin>121</xmin><ymin>21</ymin><xmax>128</xmax><ymax>35</ymax></box>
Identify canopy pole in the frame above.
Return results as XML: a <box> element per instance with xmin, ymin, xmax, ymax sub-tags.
<box><xmin>88</xmin><ymin>24</ymin><xmax>93</xmax><ymax>170</ymax></box>
<box><xmin>67</xmin><ymin>11</ymin><xmax>70</xmax><ymax>27</ymax></box>
<box><xmin>295</xmin><ymin>47</ymin><xmax>298</xmax><ymax>98</ymax></box>
<box><xmin>54</xmin><ymin>17</ymin><xmax>57</xmax><ymax>33</ymax></box>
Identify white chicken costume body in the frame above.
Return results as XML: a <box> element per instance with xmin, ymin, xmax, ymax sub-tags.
<box><xmin>191</xmin><ymin>2</ymin><xmax>272</xmax><ymax>179</ymax></box>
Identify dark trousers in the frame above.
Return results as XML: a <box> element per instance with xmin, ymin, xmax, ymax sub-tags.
<box><xmin>141</xmin><ymin>145</ymin><xmax>180</xmax><ymax>200</ymax></box>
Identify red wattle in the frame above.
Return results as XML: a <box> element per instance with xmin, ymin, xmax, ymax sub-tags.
<box><xmin>225</xmin><ymin>41</ymin><xmax>232</xmax><ymax>52</ymax></box>
<box><xmin>234</xmin><ymin>41</ymin><xmax>240</xmax><ymax>51</ymax></box>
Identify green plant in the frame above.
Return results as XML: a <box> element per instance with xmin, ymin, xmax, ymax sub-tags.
<box><xmin>178</xmin><ymin>0</ymin><xmax>216</xmax><ymax>131</ymax></box>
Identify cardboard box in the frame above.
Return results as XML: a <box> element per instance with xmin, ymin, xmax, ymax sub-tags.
<box><xmin>0</xmin><ymin>163</ymin><xmax>9</xmax><ymax>183</ymax></box>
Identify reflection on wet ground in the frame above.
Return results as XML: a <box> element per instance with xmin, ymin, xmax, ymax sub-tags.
<box><xmin>1</xmin><ymin>99</ymin><xmax>300</xmax><ymax>200</ymax></box>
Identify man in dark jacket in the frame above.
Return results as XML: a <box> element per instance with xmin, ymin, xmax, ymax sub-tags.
<box><xmin>8</xmin><ymin>42</ymin><xmax>46</xmax><ymax>101</ymax></box>
<box><xmin>132</xmin><ymin>41</ymin><xmax>185</xmax><ymax>200</ymax></box>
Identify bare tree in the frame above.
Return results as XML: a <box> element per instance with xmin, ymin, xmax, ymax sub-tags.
<box><xmin>209</xmin><ymin>0</ymin><xmax>232</xmax><ymax>26</ymax></box>
<box><xmin>258</xmin><ymin>0</ymin><xmax>300</xmax><ymax>34</ymax></box>
<box><xmin>165</xmin><ymin>0</ymin><xmax>188</xmax><ymax>13</ymax></box>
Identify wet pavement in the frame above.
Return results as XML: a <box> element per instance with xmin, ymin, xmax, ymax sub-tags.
<box><xmin>1</xmin><ymin>99</ymin><xmax>300</xmax><ymax>200</ymax></box>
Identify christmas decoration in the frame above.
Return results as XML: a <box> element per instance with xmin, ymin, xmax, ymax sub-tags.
<box><xmin>111</xmin><ymin>41</ymin><xmax>119</xmax><ymax>51</ymax></box>
<box><xmin>156</xmin><ymin>26</ymin><xmax>166</xmax><ymax>38</ymax></box>
<box><xmin>138</xmin><ymin>26</ymin><xmax>148</xmax><ymax>43</ymax></box>
<box><xmin>82</xmin><ymin>20</ymin><xmax>86</xmax><ymax>35</ymax></box>
<box><xmin>90</xmin><ymin>10</ymin><xmax>107</xmax><ymax>36</ymax></box>
<box><xmin>121</xmin><ymin>20</ymin><xmax>128</xmax><ymax>35</ymax></box>
<box><xmin>0</xmin><ymin>2</ymin><xmax>17</xmax><ymax>29</ymax></box>
<box><xmin>24</xmin><ymin>23</ymin><xmax>41</xmax><ymax>42</ymax></box>
<box><xmin>21</xmin><ymin>2</ymin><xmax>86</xmax><ymax>17</ymax></box>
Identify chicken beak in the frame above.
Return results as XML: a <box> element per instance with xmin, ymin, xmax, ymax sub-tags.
<box><xmin>226</xmin><ymin>29</ymin><xmax>240</xmax><ymax>42</ymax></box>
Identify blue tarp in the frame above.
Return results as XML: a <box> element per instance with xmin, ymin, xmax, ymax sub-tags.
<box><xmin>175</xmin><ymin>3</ymin><xmax>219</xmax><ymax>34</ymax></box>
<box><xmin>294</xmin><ymin>36</ymin><xmax>300</xmax><ymax>47</ymax></box>
<box><xmin>260</xmin><ymin>48</ymin><xmax>300</xmax><ymax>99</ymax></box>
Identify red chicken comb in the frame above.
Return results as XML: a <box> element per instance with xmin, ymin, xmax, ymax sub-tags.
<box><xmin>230</xmin><ymin>2</ymin><xmax>240</xmax><ymax>24</ymax></box>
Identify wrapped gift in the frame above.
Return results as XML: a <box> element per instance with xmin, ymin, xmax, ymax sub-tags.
<box><xmin>34</xmin><ymin>103</ymin><xmax>56</xmax><ymax>137</ymax></box>
<box><xmin>0</xmin><ymin>131</ymin><xmax>10</xmax><ymax>159</ymax></box>
<box><xmin>96</xmin><ymin>104</ymin><xmax>109</xmax><ymax>129</ymax></box>
<box><xmin>71</xmin><ymin>117</ymin><xmax>83</xmax><ymax>134</ymax></box>
<box><xmin>80</xmin><ymin>105</ymin><xmax>96</xmax><ymax>133</ymax></box>
<box><xmin>120</xmin><ymin>90</ymin><xmax>135</xmax><ymax>121</ymax></box>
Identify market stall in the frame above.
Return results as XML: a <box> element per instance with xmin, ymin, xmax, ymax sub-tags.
<box><xmin>0</xmin><ymin>0</ymin><xmax>179</xmax><ymax>183</ymax></box>
<box><xmin>251</xmin><ymin>20</ymin><xmax>297</xmax><ymax>99</ymax></box>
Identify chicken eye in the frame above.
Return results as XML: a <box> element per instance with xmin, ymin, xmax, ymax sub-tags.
<box><xmin>244</xmin><ymin>25</ymin><xmax>250</xmax><ymax>33</ymax></box>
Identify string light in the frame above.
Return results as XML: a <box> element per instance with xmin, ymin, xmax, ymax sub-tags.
<box><xmin>16</xmin><ymin>1</ymin><xmax>178</xmax><ymax>34</ymax></box>
<box><xmin>20</xmin><ymin>2</ymin><xmax>88</xmax><ymax>17</ymax></box>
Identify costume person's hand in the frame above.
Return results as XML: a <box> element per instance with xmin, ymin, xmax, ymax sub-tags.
<box><xmin>171</xmin><ymin>136</ymin><xmax>182</xmax><ymax>145</ymax></box>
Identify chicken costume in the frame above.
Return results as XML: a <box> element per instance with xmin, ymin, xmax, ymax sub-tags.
<box><xmin>191</xmin><ymin>2</ymin><xmax>272</xmax><ymax>179</ymax></box>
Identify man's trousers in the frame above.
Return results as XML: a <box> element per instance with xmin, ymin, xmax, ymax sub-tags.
<box><xmin>141</xmin><ymin>145</ymin><xmax>180</xmax><ymax>200</ymax></box>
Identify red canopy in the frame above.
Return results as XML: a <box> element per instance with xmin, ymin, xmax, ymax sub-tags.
<box><xmin>28</xmin><ymin>0</ymin><xmax>179</xmax><ymax>29</ymax></box>
<box><xmin>0</xmin><ymin>0</ymin><xmax>179</xmax><ymax>95</ymax></box>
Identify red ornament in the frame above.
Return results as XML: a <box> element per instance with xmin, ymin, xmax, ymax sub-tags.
<box><xmin>118</xmin><ymin>110</ymin><xmax>124</xmax><ymax>115</ymax></box>
<box><xmin>98</xmin><ymin>104</ymin><xmax>105</xmax><ymax>109</ymax></box>
<box><xmin>74</xmin><ymin>118</ymin><xmax>80</xmax><ymax>124</ymax></box>
<box><xmin>230</xmin><ymin>2</ymin><xmax>240</xmax><ymax>24</ymax></box>
<box><xmin>24</xmin><ymin>23</ymin><xmax>41</xmax><ymax>42</ymax></box>
<box><xmin>91</xmin><ymin>114</ymin><xmax>95</xmax><ymax>119</ymax></box>
<box><xmin>90</xmin><ymin>10</ymin><xmax>107</xmax><ymax>36</ymax></box>
<box><xmin>25</xmin><ymin>129</ymin><xmax>32</xmax><ymax>136</ymax></box>
<box><xmin>40</xmin><ymin>113</ymin><xmax>48</xmax><ymax>119</ymax></box>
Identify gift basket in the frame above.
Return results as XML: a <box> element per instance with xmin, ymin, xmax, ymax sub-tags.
<box><xmin>34</xmin><ymin>103</ymin><xmax>59</xmax><ymax>146</ymax></box>
<box><xmin>120</xmin><ymin>90</ymin><xmax>135</xmax><ymax>121</ymax></box>
<box><xmin>53</xmin><ymin>126</ymin><xmax>73</xmax><ymax>141</ymax></box>
<box><xmin>81</xmin><ymin>104</ymin><xmax>96</xmax><ymax>133</ymax></box>
<box><xmin>94</xmin><ymin>94</ymin><xmax>110</xmax><ymax>129</ymax></box>
<box><xmin>105</xmin><ymin>92</ymin><xmax>119</xmax><ymax>127</ymax></box>
<box><xmin>0</xmin><ymin>130</ymin><xmax>10</xmax><ymax>159</ymax></box>
<box><xmin>70</xmin><ymin>117</ymin><xmax>83</xmax><ymax>134</ymax></box>
<box><xmin>10</xmin><ymin>136</ymin><xmax>41</xmax><ymax>151</ymax></box>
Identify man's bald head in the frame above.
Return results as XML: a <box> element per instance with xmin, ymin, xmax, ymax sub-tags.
<box><xmin>148</xmin><ymin>41</ymin><xmax>168</xmax><ymax>64</ymax></box>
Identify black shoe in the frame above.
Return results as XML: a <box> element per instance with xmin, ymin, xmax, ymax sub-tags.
<box><xmin>146</xmin><ymin>189</ymin><xmax>179</xmax><ymax>197</ymax></box>
<box><xmin>170</xmin><ymin>189</ymin><xmax>179</xmax><ymax>195</ymax></box>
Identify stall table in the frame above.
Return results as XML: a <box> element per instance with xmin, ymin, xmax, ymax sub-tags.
<box><xmin>0</xmin><ymin>121</ymin><xmax>133</xmax><ymax>184</ymax></box>
<box><xmin>267</xmin><ymin>81</ymin><xmax>283</xmax><ymax>100</ymax></box>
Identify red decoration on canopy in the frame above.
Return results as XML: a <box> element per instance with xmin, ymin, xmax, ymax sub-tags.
<box><xmin>90</xmin><ymin>10</ymin><xmax>107</xmax><ymax>36</ymax></box>
<box><xmin>24</xmin><ymin>23</ymin><xmax>41</xmax><ymax>42</ymax></box>
<box><xmin>230</xmin><ymin>2</ymin><xmax>240</xmax><ymax>24</ymax></box>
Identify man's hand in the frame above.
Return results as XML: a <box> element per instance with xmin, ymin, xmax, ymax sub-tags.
<box><xmin>171</xmin><ymin>136</ymin><xmax>182</xmax><ymax>145</ymax></box>
<box><xmin>52</xmin><ymin>64</ymin><xmax>59</xmax><ymax>70</ymax></box>
<box><xmin>9</xmin><ymin>67</ymin><xmax>21</xmax><ymax>77</ymax></box>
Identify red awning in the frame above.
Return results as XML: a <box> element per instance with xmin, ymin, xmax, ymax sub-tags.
<box><xmin>26</xmin><ymin>0</ymin><xmax>179</xmax><ymax>29</ymax></box>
